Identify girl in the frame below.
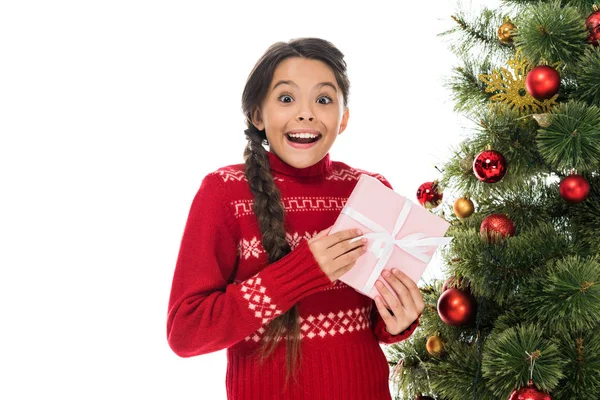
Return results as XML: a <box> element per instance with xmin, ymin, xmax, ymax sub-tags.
<box><xmin>167</xmin><ymin>37</ymin><xmax>424</xmax><ymax>400</ymax></box>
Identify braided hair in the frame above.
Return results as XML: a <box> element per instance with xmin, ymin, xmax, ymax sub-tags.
<box><xmin>241</xmin><ymin>37</ymin><xmax>350</xmax><ymax>388</ymax></box>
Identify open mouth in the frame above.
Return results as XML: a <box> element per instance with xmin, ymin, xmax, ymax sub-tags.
<box><xmin>285</xmin><ymin>133</ymin><xmax>322</xmax><ymax>144</ymax></box>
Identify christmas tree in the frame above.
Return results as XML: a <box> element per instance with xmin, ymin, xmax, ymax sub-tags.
<box><xmin>387</xmin><ymin>1</ymin><xmax>600</xmax><ymax>399</ymax></box>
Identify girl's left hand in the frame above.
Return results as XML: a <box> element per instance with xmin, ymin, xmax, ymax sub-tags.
<box><xmin>374</xmin><ymin>268</ymin><xmax>425</xmax><ymax>335</ymax></box>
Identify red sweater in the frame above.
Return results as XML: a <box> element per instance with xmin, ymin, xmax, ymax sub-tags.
<box><xmin>167</xmin><ymin>150</ymin><xmax>420</xmax><ymax>400</ymax></box>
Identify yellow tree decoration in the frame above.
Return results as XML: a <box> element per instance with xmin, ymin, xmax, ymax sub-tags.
<box><xmin>478</xmin><ymin>49</ymin><xmax>558</xmax><ymax>115</ymax></box>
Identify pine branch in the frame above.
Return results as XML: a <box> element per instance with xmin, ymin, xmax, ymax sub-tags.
<box><xmin>555</xmin><ymin>328</ymin><xmax>600</xmax><ymax>397</ymax></box>
<box><xmin>439</xmin><ymin>7</ymin><xmax>514</xmax><ymax>61</ymax></box>
<box><xmin>444</xmin><ymin>57</ymin><xmax>493</xmax><ymax>115</ymax></box>
<box><xmin>520</xmin><ymin>255</ymin><xmax>600</xmax><ymax>332</ymax></box>
<box><xmin>512</xmin><ymin>1</ymin><xmax>589</xmax><ymax>65</ymax></box>
<box><xmin>571</xmin><ymin>46</ymin><xmax>600</xmax><ymax>105</ymax></box>
<box><xmin>536</xmin><ymin>100</ymin><xmax>600</xmax><ymax>172</ymax></box>
<box><xmin>482</xmin><ymin>324</ymin><xmax>566</xmax><ymax>398</ymax></box>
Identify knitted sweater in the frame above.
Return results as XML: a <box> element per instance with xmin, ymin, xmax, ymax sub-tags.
<box><xmin>167</xmin><ymin>150</ymin><xmax>420</xmax><ymax>400</ymax></box>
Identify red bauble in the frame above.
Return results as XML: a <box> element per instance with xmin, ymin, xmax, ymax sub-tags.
<box><xmin>586</xmin><ymin>9</ymin><xmax>600</xmax><ymax>46</ymax></box>
<box><xmin>480</xmin><ymin>213</ymin><xmax>515</xmax><ymax>242</ymax></box>
<box><xmin>525</xmin><ymin>66</ymin><xmax>560</xmax><ymax>100</ymax></box>
<box><xmin>473</xmin><ymin>150</ymin><xmax>507</xmax><ymax>183</ymax></box>
<box><xmin>416</xmin><ymin>181</ymin><xmax>443</xmax><ymax>209</ymax></box>
<box><xmin>508</xmin><ymin>380</ymin><xmax>553</xmax><ymax>400</ymax></box>
<box><xmin>437</xmin><ymin>288</ymin><xmax>476</xmax><ymax>326</ymax></box>
<box><xmin>559</xmin><ymin>174</ymin><xmax>590</xmax><ymax>203</ymax></box>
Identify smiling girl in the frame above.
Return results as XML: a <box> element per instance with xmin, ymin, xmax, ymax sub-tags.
<box><xmin>167</xmin><ymin>37</ymin><xmax>423</xmax><ymax>400</ymax></box>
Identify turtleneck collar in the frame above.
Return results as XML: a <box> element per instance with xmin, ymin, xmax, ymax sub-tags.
<box><xmin>266</xmin><ymin>150</ymin><xmax>333</xmax><ymax>178</ymax></box>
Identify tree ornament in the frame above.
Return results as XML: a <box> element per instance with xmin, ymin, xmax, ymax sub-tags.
<box><xmin>508</xmin><ymin>380</ymin><xmax>552</xmax><ymax>400</ymax></box>
<box><xmin>416</xmin><ymin>181</ymin><xmax>443</xmax><ymax>209</ymax></box>
<box><xmin>559</xmin><ymin>173</ymin><xmax>590</xmax><ymax>203</ymax></box>
<box><xmin>453</xmin><ymin>196</ymin><xmax>475</xmax><ymax>218</ymax></box>
<box><xmin>459</xmin><ymin>154</ymin><xmax>475</xmax><ymax>172</ymax></box>
<box><xmin>480</xmin><ymin>213</ymin><xmax>515</xmax><ymax>242</ymax></box>
<box><xmin>532</xmin><ymin>113</ymin><xmax>552</xmax><ymax>128</ymax></box>
<box><xmin>478</xmin><ymin>50</ymin><xmax>557</xmax><ymax>114</ymax></box>
<box><xmin>586</xmin><ymin>5</ymin><xmax>600</xmax><ymax>46</ymax></box>
<box><xmin>509</xmin><ymin>351</ymin><xmax>553</xmax><ymax>399</ymax></box>
<box><xmin>473</xmin><ymin>149</ymin><xmax>507</xmax><ymax>183</ymax></box>
<box><xmin>426</xmin><ymin>335</ymin><xmax>445</xmax><ymax>356</ymax></box>
<box><xmin>525</xmin><ymin>65</ymin><xmax>561</xmax><ymax>101</ymax></box>
<box><xmin>498</xmin><ymin>20</ymin><xmax>516</xmax><ymax>43</ymax></box>
<box><xmin>437</xmin><ymin>288</ymin><xmax>476</xmax><ymax>326</ymax></box>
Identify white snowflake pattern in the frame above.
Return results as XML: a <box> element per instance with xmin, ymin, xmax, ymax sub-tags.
<box><xmin>238</xmin><ymin>237</ymin><xmax>264</xmax><ymax>260</ymax></box>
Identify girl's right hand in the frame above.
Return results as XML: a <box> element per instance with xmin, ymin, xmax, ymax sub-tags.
<box><xmin>307</xmin><ymin>226</ymin><xmax>367</xmax><ymax>282</ymax></box>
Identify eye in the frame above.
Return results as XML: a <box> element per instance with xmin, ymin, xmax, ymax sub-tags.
<box><xmin>318</xmin><ymin>95</ymin><xmax>333</xmax><ymax>104</ymax></box>
<box><xmin>278</xmin><ymin>94</ymin><xmax>293</xmax><ymax>103</ymax></box>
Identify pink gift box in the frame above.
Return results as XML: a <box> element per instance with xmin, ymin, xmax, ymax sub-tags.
<box><xmin>330</xmin><ymin>174</ymin><xmax>452</xmax><ymax>303</ymax></box>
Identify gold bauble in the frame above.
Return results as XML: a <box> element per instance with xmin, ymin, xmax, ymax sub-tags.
<box><xmin>426</xmin><ymin>336</ymin><xmax>445</xmax><ymax>356</ymax></box>
<box><xmin>453</xmin><ymin>197</ymin><xmax>475</xmax><ymax>219</ymax></box>
<box><xmin>532</xmin><ymin>113</ymin><xmax>552</xmax><ymax>128</ymax></box>
<box><xmin>498</xmin><ymin>20</ymin><xmax>516</xmax><ymax>43</ymax></box>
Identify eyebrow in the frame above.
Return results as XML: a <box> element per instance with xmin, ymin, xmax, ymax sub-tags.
<box><xmin>272</xmin><ymin>80</ymin><xmax>338</xmax><ymax>93</ymax></box>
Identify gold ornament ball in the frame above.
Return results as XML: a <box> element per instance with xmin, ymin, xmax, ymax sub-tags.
<box><xmin>498</xmin><ymin>20</ymin><xmax>516</xmax><ymax>43</ymax></box>
<box><xmin>454</xmin><ymin>197</ymin><xmax>475</xmax><ymax>219</ymax></box>
<box><xmin>459</xmin><ymin>155</ymin><xmax>475</xmax><ymax>172</ymax></box>
<box><xmin>426</xmin><ymin>336</ymin><xmax>445</xmax><ymax>356</ymax></box>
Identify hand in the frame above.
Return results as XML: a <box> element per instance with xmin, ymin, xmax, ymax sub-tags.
<box><xmin>374</xmin><ymin>268</ymin><xmax>424</xmax><ymax>335</ymax></box>
<box><xmin>308</xmin><ymin>226</ymin><xmax>367</xmax><ymax>282</ymax></box>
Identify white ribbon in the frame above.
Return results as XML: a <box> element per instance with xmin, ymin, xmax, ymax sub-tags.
<box><xmin>344</xmin><ymin>199</ymin><xmax>452</xmax><ymax>294</ymax></box>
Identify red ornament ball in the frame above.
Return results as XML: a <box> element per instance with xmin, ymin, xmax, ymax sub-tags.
<box><xmin>437</xmin><ymin>288</ymin><xmax>476</xmax><ymax>326</ymax></box>
<box><xmin>559</xmin><ymin>174</ymin><xmax>590</xmax><ymax>203</ymax></box>
<box><xmin>508</xmin><ymin>380</ymin><xmax>553</xmax><ymax>400</ymax></box>
<box><xmin>416</xmin><ymin>181</ymin><xmax>443</xmax><ymax>209</ymax></box>
<box><xmin>525</xmin><ymin>65</ymin><xmax>560</xmax><ymax>100</ymax></box>
<box><xmin>473</xmin><ymin>150</ymin><xmax>507</xmax><ymax>183</ymax></box>
<box><xmin>480</xmin><ymin>214</ymin><xmax>515</xmax><ymax>242</ymax></box>
<box><xmin>586</xmin><ymin>9</ymin><xmax>600</xmax><ymax>46</ymax></box>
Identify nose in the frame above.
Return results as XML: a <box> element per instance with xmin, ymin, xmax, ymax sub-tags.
<box><xmin>297</xmin><ymin>104</ymin><xmax>315</xmax><ymax>122</ymax></box>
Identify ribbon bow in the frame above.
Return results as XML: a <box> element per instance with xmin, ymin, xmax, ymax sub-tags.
<box><xmin>344</xmin><ymin>199</ymin><xmax>452</xmax><ymax>294</ymax></box>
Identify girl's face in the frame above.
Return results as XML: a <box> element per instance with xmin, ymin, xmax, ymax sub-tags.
<box><xmin>252</xmin><ymin>57</ymin><xmax>349</xmax><ymax>169</ymax></box>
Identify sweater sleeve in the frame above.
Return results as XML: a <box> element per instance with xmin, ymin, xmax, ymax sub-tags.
<box><xmin>166</xmin><ymin>172</ymin><xmax>334</xmax><ymax>358</ymax></box>
<box><xmin>369</xmin><ymin>172</ymin><xmax>420</xmax><ymax>344</ymax></box>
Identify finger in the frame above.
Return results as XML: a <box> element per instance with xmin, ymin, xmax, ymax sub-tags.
<box><xmin>308</xmin><ymin>226</ymin><xmax>332</xmax><ymax>244</ymax></box>
<box><xmin>374</xmin><ymin>295</ymin><xmax>394</xmax><ymax>325</ymax></box>
<box><xmin>382</xmin><ymin>270</ymin><xmax>416</xmax><ymax>312</ymax></box>
<box><xmin>322</xmin><ymin>228</ymin><xmax>363</xmax><ymax>249</ymax></box>
<box><xmin>333</xmin><ymin>244</ymin><xmax>367</xmax><ymax>276</ymax></box>
<box><xmin>374</xmin><ymin>279</ymin><xmax>401</xmax><ymax>312</ymax></box>
<box><xmin>391</xmin><ymin>269</ymin><xmax>425</xmax><ymax>312</ymax></box>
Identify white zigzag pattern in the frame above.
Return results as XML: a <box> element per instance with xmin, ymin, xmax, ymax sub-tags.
<box><xmin>239</xmin><ymin>274</ymin><xmax>283</xmax><ymax>324</ymax></box>
<box><xmin>326</xmin><ymin>168</ymin><xmax>386</xmax><ymax>183</ymax></box>
<box><xmin>244</xmin><ymin>304</ymin><xmax>372</xmax><ymax>343</ymax></box>
<box><xmin>216</xmin><ymin>169</ymin><xmax>284</xmax><ymax>182</ymax></box>
<box><xmin>232</xmin><ymin>197</ymin><xmax>347</xmax><ymax>218</ymax></box>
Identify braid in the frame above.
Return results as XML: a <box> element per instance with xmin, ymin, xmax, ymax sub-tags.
<box><xmin>243</xmin><ymin>124</ymin><xmax>303</xmax><ymax>389</ymax></box>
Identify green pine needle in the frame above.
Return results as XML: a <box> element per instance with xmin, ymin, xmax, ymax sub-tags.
<box><xmin>520</xmin><ymin>255</ymin><xmax>600</xmax><ymax>332</ymax></box>
<box><xmin>482</xmin><ymin>324</ymin><xmax>566</xmax><ymax>398</ymax></box>
<box><xmin>536</xmin><ymin>100</ymin><xmax>600</xmax><ymax>172</ymax></box>
<box><xmin>513</xmin><ymin>1</ymin><xmax>589</xmax><ymax>65</ymax></box>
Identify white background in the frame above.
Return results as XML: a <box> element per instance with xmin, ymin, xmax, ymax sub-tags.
<box><xmin>1</xmin><ymin>0</ymin><xmax>499</xmax><ymax>398</ymax></box>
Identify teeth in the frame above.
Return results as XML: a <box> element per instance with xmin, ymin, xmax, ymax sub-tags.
<box><xmin>287</xmin><ymin>132</ymin><xmax>319</xmax><ymax>138</ymax></box>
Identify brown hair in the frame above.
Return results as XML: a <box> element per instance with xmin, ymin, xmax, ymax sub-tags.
<box><xmin>240</xmin><ymin>37</ymin><xmax>350</xmax><ymax>388</ymax></box>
